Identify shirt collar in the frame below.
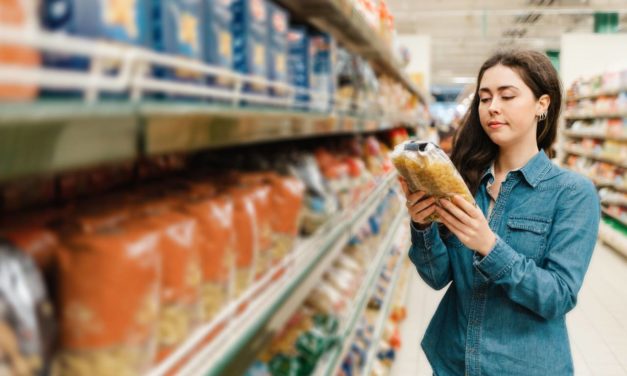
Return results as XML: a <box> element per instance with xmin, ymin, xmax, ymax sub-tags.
<box><xmin>481</xmin><ymin>151</ymin><xmax>551</xmax><ymax>188</ymax></box>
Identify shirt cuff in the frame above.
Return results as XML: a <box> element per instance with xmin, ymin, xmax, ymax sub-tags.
<box><xmin>473</xmin><ymin>236</ymin><xmax>519</xmax><ymax>282</ymax></box>
<box><xmin>410</xmin><ymin>221</ymin><xmax>435</xmax><ymax>249</ymax></box>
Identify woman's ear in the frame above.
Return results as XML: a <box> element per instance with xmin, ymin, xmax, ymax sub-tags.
<box><xmin>537</xmin><ymin>94</ymin><xmax>551</xmax><ymax>115</ymax></box>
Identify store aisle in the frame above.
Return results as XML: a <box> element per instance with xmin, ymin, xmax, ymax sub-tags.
<box><xmin>391</xmin><ymin>243</ymin><xmax>627</xmax><ymax>376</ymax></box>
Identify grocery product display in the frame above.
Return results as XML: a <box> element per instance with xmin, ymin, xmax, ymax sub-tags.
<box><xmin>391</xmin><ymin>140</ymin><xmax>473</xmax><ymax>222</ymax></box>
<box><xmin>562</xmin><ymin>70</ymin><xmax>627</xmax><ymax>257</ymax></box>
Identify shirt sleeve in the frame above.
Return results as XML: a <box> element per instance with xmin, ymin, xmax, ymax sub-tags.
<box><xmin>408</xmin><ymin>221</ymin><xmax>453</xmax><ymax>290</ymax></box>
<box><xmin>473</xmin><ymin>178</ymin><xmax>600</xmax><ymax>320</ymax></box>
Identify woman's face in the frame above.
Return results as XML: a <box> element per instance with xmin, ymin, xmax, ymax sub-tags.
<box><xmin>477</xmin><ymin>64</ymin><xmax>547</xmax><ymax>150</ymax></box>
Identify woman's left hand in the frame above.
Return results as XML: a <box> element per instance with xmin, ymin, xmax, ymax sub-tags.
<box><xmin>436</xmin><ymin>195</ymin><xmax>496</xmax><ymax>256</ymax></box>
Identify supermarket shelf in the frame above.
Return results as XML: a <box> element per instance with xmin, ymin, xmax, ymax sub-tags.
<box><xmin>273</xmin><ymin>0</ymin><xmax>427</xmax><ymax>104</ymax></box>
<box><xmin>0</xmin><ymin>102</ymin><xmax>413</xmax><ymax>182</ymax></box>
<box><xmin>563</xmin><ymin>146</ymin><xmax>627</xmax><ymax>169</ymax></box>
<box><xmin>591</xmin><ymin>177</ymin><xmax>627</xmax><ymax>194</ymax></box>
<box><xmin>562</xmin><ymin>130</ymin><xmax>627</xmax><ymax>143</ymax></box>
<box><xmin>151</xmin><ymin>172</ymin><xmax>397</xmax><ymax>376</ymax></box>
<box><xmin>599</xmin><ymin>220</ymin><xmax>627</xmax><ymax>258</ymax></box>
<box><xmin>602</xmin><ymin>207</ymin><xmax>627</xmax><ymax>228</ymax></box>
<box><xmin>564</xmin><ymin>111</ymin><xmax>627</xmax><ymax>120</ymax></box>
<box><xmin>361</xmin><ymin>249</ymin><xmax>405</xmax><ymax>376</ymax></box>
<box><xmin>314</xmin><ymin>209</ymin><xmax>406</xmax><ymax>376</ymax></box>
<box><xmin>566</xmin><ymin>88</ymin><xmax>627</xmax><ymax>101</ymax></box>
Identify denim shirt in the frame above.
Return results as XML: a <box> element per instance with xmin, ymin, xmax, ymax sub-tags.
<box><xmin>409</xmin><ymin>151</ymin><xmax>600</xmax><ymax>376</ymax></box>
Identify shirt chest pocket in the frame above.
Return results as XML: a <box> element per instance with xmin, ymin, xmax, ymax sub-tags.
<box><xmin>505</xmin><ymin>216</ymin><xmax>551</xmax><ymax>261</ymax></box>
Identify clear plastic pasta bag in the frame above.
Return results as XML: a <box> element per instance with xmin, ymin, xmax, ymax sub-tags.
<box><xmin>391</xmin><ymin>140</ymin><xmax>474</xmax><ymax>222</ymax></box>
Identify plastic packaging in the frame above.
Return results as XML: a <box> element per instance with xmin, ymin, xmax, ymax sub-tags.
<box><xmin>53</xmin><ymin>224</ymin><xmax>161</xmax><ymax>376</ymax></box>
<box><xmin>204</xmin><ymin>0</ymin><xmax>234</xmax><ymax>87</ymax></box>
<box><xmin>229</xmin><ymin>187</ymin><xmax>260</xmax><ymax>298</ymax></box>
<box><xmin>181</xmin><ymin>194</ymin><xmax>234</xmax><ymax>322</ymax></box>
<box><xmin>391</xmin><ymin>140</ymin><xmax>474</xmax><ymax>221</ymax></box>
<box><xmin>266</xmin><ymin>1</ymin><xmax>289</xmax><ymax>96</ymax></box>
<box><xmin>231</xmin><ymin>0</ymin><xmax>268</xmax><ymax>93</ymax></box>
<box><xmin>0</xmin><ymin>0</ymin><xmax>40</xmax><ymax>101</ymax></box>
<box><xmin>0</xmin><ymin>242</ymin><xmax>55</xmax><ymax>376</ymax></box>
<box><xmin>134</xmin><ymin>212</ymin><xmax>202</xmax><ymax>361</ymax></box>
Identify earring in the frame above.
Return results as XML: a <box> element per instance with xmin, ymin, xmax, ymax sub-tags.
<box><xmin>538</xmin><ymin>112</ymin><xmax>547</xmax><ymax>121</ymax></box>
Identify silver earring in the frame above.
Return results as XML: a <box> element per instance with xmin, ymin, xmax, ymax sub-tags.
<box><xmin>538</xmin><ymin>112</ymin><xmax>547</xmax><ymax>121</ymax></box>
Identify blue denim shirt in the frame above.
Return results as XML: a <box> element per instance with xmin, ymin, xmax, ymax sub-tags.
<box><xmin>409</xmin><ymin>151</ymin><xmax>600</xmax><ymax>376</ymax></box>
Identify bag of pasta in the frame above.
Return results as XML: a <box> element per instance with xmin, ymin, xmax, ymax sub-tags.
<box><xmin>391</xmin><ymin>140</ymin><xmax>474</xmax><ymax>222</ymax></box>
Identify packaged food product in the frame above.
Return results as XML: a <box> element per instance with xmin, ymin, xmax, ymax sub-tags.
<box><xmin>287</xmin><ymin>25</ymin><xmax>310</xmax><ymax>104</ymax></box>
<box><xmin>180</xmin><ymin>194</ymin><xmax>234</xmax><ymax>322</ymax></box>
<box><xmin>150</xmin><ymin>0</ymin><xmax>205</xmax><ymax>81</ymax></box>
<box><xmin>132</xmin><ymin>212</ymin><xmax>202</xmax><ymax>361</ymax></box>
<box><xmin>310</xmin><ymin>31</ymin><xmax>336</xmax><ymax>111</ymax></box>
<box><xmin>2</xmin><ymin>227</ymin><xmax>59</xmax><ymax>273</ymax></box>
<box><xmin>0</xmin><ymin>0</ymin><xmax>40</xmax><ymax>101</ymax></box>
<box><xmin>391</xmin><ymin>140</ymin><xmax>474</xmax><ymax>222</ymax></box>
<box><xmin>40</xmin><ymin>0</ymin><xmax>148</xmax><ymax>97</ymax></box>
<box><xmin>229</xmin><ymin>187</ymin><xmax>259</xmax><ymax>298</ymax></box>
<box><xmin>266</xmin><ymin>1</ymin><xmax>289</xmax><ymax>96</ymax></box>
<box><xmin>240</xmin><ymin>172</ymin><xmax>304</xmax><ymax>268</ymax></box>
<box><xmin>54</xmin><ymin>224</ymin><xmax>161</xmax><ymax>376</ymax></box>
<box><xmin>204</xmin><ymin>0</ymin><xmax>234</xmax><ymax>87</ymax></box>
<box><xmin>231</xmin><ymin>0</ymin><xmax>268</xmax><ymax>94</ymax></box>
<box><xmin>266</xmin><ymin>174</ymin><xmax>305</xmax><ymax>260</ymax></box>
<box><xmin>0</xmin><ymin>242</ymin><xmax>55</xmax><ymax>376</ymax></box>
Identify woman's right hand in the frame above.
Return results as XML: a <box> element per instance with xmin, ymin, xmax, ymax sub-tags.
<box><xmin>398</xmin><ymin>177</ymin><xmax>437</xmax><ymax>229</ymax></box>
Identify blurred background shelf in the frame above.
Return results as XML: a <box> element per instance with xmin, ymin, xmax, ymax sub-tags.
<box><xmin>274</xmin><ymin>0</ymin><xmax>427</xmax><ymax>104</ymax></box>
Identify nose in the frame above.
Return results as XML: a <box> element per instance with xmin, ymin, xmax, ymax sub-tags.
<box><xmin>488</xmin><ymin>98</ymin><xmax>502</xmax><ymax>115</ymax></box>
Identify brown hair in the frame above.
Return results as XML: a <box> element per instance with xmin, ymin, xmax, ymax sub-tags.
<box><xmin>450</xmin><ymin>49</ymin><xmax>562</xmax><ymax>195</ymax></box>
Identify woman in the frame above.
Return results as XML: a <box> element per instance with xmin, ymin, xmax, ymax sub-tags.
<box><xmin>400</xmin><ymin>49</ymin><xmax>600</xmax><ymax>376</ymax></box>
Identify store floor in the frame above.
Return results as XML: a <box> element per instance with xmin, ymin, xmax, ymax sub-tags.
<box><xmin>391</xmin><ymin>243</ymin><xmax>627</xmax><ymax>376</ymax></box>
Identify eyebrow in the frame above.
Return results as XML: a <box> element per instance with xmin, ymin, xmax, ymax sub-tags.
<box><xmin>478</xmin><ymin>85</ymin><xmax>520</xmax><ymax>94</ymax></box>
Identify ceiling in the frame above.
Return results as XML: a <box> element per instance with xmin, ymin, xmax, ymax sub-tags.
<box><xmin>387</xmin><ymin>0</ymin><xmax>627</xmax><ymax>88</ymax></box>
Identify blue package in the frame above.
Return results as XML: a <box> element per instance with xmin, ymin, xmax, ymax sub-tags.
<box><xmin>288</xmin><ymin>26</ymin><xmax>310</xmax><ymax>106</ymax></box>
<box><xmin>310</xmin><ymin>31</ymin><xmax>336</xmax><ymax>111</ymax></box>
<box><xmin>266</xmin><ymin>1</ymin><xmax>289</xmax><ymax>96</ymax></box>
<box><xmin>40</xmin><ymin>0</ymin><xmax>149</xmax><ymax>97</ymax></box>
<box><xmin>149</xmin><ymin>0</ymin><xmax>205</xmax><ymax>88</ymax></box>
<box><xmin>204</xmin><ymin>0</ymin><xmax>234</xmax><ymax>87</ymax></box>
<box><xmin>231</xmin><ymin>0</ymin><xmax>268</xmax><ymax>95</ymax></box>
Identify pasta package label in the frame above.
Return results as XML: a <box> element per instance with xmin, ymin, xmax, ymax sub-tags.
<box><xmin>391</xmin><ymin>140</ymin><xmax>474</xmax><ymax>222</ymax></box>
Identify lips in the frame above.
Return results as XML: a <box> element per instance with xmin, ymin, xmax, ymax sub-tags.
<box><xmin>488</xmin><ymin>121</ymin><xmax>506</xmax><ymax>129</ymax></box>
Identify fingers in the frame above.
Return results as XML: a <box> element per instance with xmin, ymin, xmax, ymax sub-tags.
<box><xmin>411</xmin><ymin>205</ymin><xmax>437</xmax><ymax>224</ymax></box>
<box><xmin>438</xmin><ymin>198</ymin><xmax>473</xmax><ymax>226</ymax></box>
<box><xmin>410</xmin><ymin>196</ymin><xmax>436</xmax><ymax>216</ymax></box>
<box><xmin>435</xmin><ymin>206</ymin><xmax>466</xmax><ymax>235</ymax></box>
<box><xmin>452</xmin><ymin>195</ymin><xmax>480</xmax><ymax>218</ymax></box>
<box><xmin>398</xmin><ymin>177</ymin><xmax>409</xmax><ymax>196</ymax></box>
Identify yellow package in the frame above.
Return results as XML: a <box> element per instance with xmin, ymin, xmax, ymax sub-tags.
<box><xmin>391</xmin><ymin>140</ymin><xmax>474</xmax><ymax>222</ymax></box>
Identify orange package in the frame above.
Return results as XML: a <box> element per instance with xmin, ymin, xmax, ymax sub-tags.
<box><xmin>238</xmin><ymin>175</ymin><xmax>273</xmax><ymax>278</ymax></box>
<box><xmin>229</xmin><ymin>187</ymin><xmax>259</xmax><ymax>298</ymax></box>
<box><xmin>3</xmin><ymin>227</ymin><xmax>59</xmax><ymax>272</ymax></box>
<box><xmin>266</xmin><ymin>174</ymin><xmax>305</xmax><ymax>260</ymax></box>
<box><xmin>133</xmin><ymin>211</ymin><xmax>202</xmax><ymax>361</ymax></box>
<box><xmin>182</xmin><ymin>194</ymin><xmax>234</xmax><ymax>322</ymax></box>
<box><xmin>53</xmin><ymin>224</ymin><xmax>161</xmax><ymax>376</ymax></box>
<box><xmin>0</xmin><ymin>0</ymin><xmax>40</xmax><ymax>101</ymax></box>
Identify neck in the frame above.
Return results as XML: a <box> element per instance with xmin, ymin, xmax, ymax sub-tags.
<box><xmin>495</xmin><ymin>142</ymin><xmax>539</xmax><ymax>175</ymax></box>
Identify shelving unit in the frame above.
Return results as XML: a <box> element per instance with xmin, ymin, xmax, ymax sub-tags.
<box><xmin>566</xmin><ymin>87</ymin><xmax>627</xmax><ymax>101</ymax></box>
<box><xmin>273</xmin><ymin>0</ymin><xmax>427</xmax><ymax>104</ymax></box>
<box><xmin>148</xmin><ymin>172</ymin><xmax>400</xmax><ymax>376</ymax></box>
<box><xmin>561</xmin><ymin>77</ymin><xmax>627</xmax><ymax>258</ymax></box>
<box><xmin>361</xmin><ymin>251</ymin><xmax>405</xmax><ymax>376</ymax></box>
<box><xmin>313</xmin><ymin>210</ymin><xmax>406</xmax><ymax>376</ymax></box>
<box><xmin>0</xmin><ymin>2</ymin><xmax>421</xmax><ymax>374</ymax></box>
<box><xmin>561</xmin><ymin>130</ymin><xmax>627</xmax><ymax>143</ymax></box>
<box><xmin>563</xmin><ymin>111</ymin><xmax>627</xmax><ymax>120</ymax></box>
<box><xmin>563</xmin><ymin>146</ymin><xmax>627</xmax><ymax>169</ymax></box>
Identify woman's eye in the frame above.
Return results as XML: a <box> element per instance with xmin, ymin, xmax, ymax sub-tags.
<box><xmin>480</xmin><ymin>98</ymin><xmax>491</xmax><ymax>103</ymax></box>
<box><xmin>501</xmin><ymin>96</ymin><xmax>514</xmax><ymax>100</ymax></box>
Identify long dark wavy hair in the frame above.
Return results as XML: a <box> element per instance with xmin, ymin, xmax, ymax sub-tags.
<box><xmin>450</xmin><ymin>49</ymin><xmax>562</xmax><ymax>195</ymax></box>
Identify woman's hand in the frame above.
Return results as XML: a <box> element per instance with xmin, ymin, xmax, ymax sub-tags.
<box><xmin>398</xmin><ymin>177</ymin><xmax>437</xmax><ymax>229</ymax></box>
<box><xmin>435</xmin><ymin>195</ymin><xmax>496</xmax><ymax>256</ymax></box>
